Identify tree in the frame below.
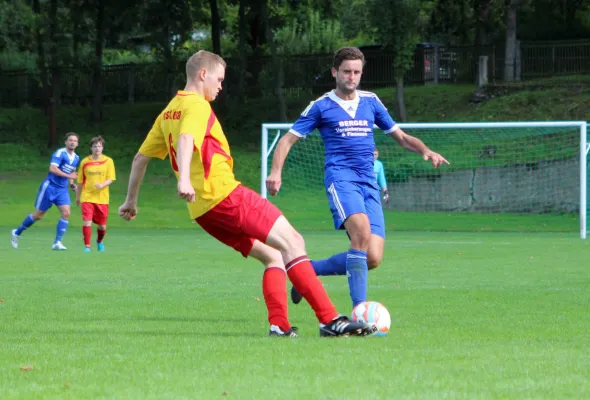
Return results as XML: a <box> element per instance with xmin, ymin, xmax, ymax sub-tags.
<box><xmin>368</xmin><ymin>0</ymin><xmax>433</xmax><ymax>121</ymax></box>
<box><xmin>0</xmin><ymin>0</ymin><xmax>36</xmax><ymax>70</ymax></box>
<box><xmin>91</xmin><ymin>0</ymin><xmax>105</xmax><ymax>122</ymax></box>
<box><xmin>261</xmin><ymin>0</ymin><xmax>287</xmax><ymax>121</ymax></box>
<box><xmin>138</xmin><ymin>0</ymin><xmax>197</xmax><ymax>96</ymax></box>
<box><xmin>518</xmin><ymin>0</ymin><xmax>590</xmax><ymax>40</ymax></box>
<box><xmin>503</xmin><ymin>0</ymin><xmax>519</xmax><ymax>81</ymax></box>
<box><xmin>427</xmin><ymin>0</ymin><xmax>473</xmax><ymax>45</ymax></box>
<box><xmin>274</xmin><ymin>10</ymin><xmax>344</xmax><ymax>55</ymax></box>
<box><xmin>210</xmin><ymin>0</ymin><xmax>222</xmax><ymax>55</ymax></box>
<box><xmin>237</xmin><ymin>0</ymin><xmax>247</xmax><ymax>102</ymax></box>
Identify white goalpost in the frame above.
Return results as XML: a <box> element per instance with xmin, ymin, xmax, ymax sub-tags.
<box><xmin>261</xmin><ymin>121</ymin><xmax>589</xmax><ymax>239</ymax></box>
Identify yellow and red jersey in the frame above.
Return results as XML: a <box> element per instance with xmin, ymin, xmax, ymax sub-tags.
<box><xmin>77</xmin><ymin>155</ymin><xmax>116</xmax><ymax>204</ymax></box>
<box><xmin>138</xmin><ymin>90</ymin><xmax>240</xmax><ymax>219</ymax></box>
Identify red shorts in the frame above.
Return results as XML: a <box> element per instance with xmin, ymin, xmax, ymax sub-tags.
<box><xmin>195</xmin><ymin>185</ymin><xmax>282</xmax><ymax>257</ymax></box>
<box><xmin>81</xmin><ymin>202</ymin><xmax>109</xmax><ymax>225</ymax></box>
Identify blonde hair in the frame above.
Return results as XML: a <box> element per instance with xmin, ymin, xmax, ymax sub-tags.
<box><xmin>186</xmin><ymin>50</ymin><xmax>226</xmax><ymax>81</ymax></box>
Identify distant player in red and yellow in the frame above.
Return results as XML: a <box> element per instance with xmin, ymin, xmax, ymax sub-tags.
<box><xmin>117</xmin><ymin>50</ymin><xmax>374</xmax><ymax>338</ymax></box>
<box><xmin>76</xmin><ymin>135</ymin><xmax>116</xmax><ymax>252</ymax></box>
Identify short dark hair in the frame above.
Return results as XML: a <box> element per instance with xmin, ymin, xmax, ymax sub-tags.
<box><xmin>90</xmin><ymin>135</ymin><xmax>105</xmax><ymax>147</ymax></box>
<box><xmin>333</xmin><ymin>47</ymin><xmax>366</xmax><ymax>70</ymax></box>
<box><xmin>64</xmin><ymin>132</ymin><xmax>79</xmax><ymax>141</ymax></box>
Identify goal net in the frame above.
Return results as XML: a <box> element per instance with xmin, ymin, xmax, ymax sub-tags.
<box><xmin>261</xmin><ymin>122</ymin><xmax>588</xmax><ymax>239</ymax></box>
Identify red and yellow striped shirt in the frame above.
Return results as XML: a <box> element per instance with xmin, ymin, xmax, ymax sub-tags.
<box><xmin>77</xmin><ymin>155</ymin><xmax>116</xmax><ymax>204</ymax></box>
<box><xmin>138</xmin><ymin>90</ymin><xmax>240</xmax><ymax>219</ymax></box>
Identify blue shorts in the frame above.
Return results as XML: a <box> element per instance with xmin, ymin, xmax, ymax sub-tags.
<box><xmin>34</xmin><ymin>180</ymin><xmax>71</xmax><ymax>212</ymax></box>
<box><xmin>325</xmin><ymin>180</ymin><xmax>385</xmax><ymax>238</ymax></box>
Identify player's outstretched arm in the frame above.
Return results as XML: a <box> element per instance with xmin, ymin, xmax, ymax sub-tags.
<box><xmin>266</xmin><ymin>132</ymin><xmax>300</xmax><ymax>196</ymax></box>
<box><xmin>119</xmin><ymin>152</ymin><xmax>151</xmax><ymax>220</ymax></box>
<box><xmin>176</xmin><ymin>134</ymin><xmax>196</xmax><ymax>203</ymax></box>
<box><xmin>388</xmin><ymin>128</ymin><xmax>450</xmax><ymax>168</ymax></box>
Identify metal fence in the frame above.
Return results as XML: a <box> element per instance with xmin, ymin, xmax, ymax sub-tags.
<box><xmin>1</xmin><ymin>39</ymin><xmax>589</xmax><ymax>108</ymax></box>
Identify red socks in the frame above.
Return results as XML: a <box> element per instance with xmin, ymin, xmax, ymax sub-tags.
<box><xmin>83</xmin><ymin>227</ymin><xmax>107</xmax><ymax>247</ymax></box>
<box><xmin>97</xmin><ymin>228</ymin><xmax>106</xmax><ymax>243</ymax></box>
<box><xmin>83</xmin><ymin>226</ymin><xmax>92</xmax><ymax>247</ymax></box>
<box><xmin>262</xmin><ymin>267</ymin><xmax>290</xmax><ymax>332</ymax></box>
<box><xmin>285</xmin><ymin>256</ymin><xmax>338</xmax><ymax>325</ymax></box>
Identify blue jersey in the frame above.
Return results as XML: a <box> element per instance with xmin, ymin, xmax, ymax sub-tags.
<box><xmin>290</xmin><ymin>90</ymin><xmax>396</xmax><ymax>185</ymax></box>
<box><xmin>47</xmin><ymin>148</ymin><xmax>80</xmax><ymax>187</ymax></box>
<box><xmin>373</xmin><ymin>159</ymin><xmax>387</xmax><ymax>190</ymax></box>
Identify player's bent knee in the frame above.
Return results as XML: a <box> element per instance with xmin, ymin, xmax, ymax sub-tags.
<box><xmin>287</xmin><ymin>228</ymin><xmax>305</xmax><ymax>254</ymax></box>
<box><xmin>249</xmin><ymin>240</ymin><xmax>285</xmax><ymax>268</ymax></box>
<box><xmin>349</xmin><ymin>232</ymin><xmax>371</xmax><ymax>250</ymax></box>
<box><xmin>367</xmin><ymin>257</ymin><xmax>382</xmax><ymax>270</ymax></box>
<box><xmin>267</xmin><ymin>216</ymin><xmax>305</xmax><ymax>254</ymax></box>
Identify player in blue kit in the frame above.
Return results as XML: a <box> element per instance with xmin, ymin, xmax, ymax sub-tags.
<box><xmin>11</xmin><ymin>132</ymin><xmax>80</xmax><ymax>250</ymax></box>
<box><xmin>266</xmin><ymin>47</ymin><xmax>449</xmax><ymax>308</ymax></box>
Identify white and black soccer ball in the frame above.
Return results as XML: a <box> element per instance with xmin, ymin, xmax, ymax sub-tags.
<box><xmin>351</xmin><ymin>301</ymin><xmax>391</xmax><ymax>336</ymax></box>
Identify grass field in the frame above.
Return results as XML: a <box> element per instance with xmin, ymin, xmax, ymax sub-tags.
<box><xmin>1</xmin><ymin>78</ymin><xmax>589</xmax><ymax>397</ymax></box>
<box><xmin>1</xmin><ymin>229</ymin><xmax>589</xmax><ymax>399</ymax></box>
<box><xmin>1</xmin><ymin>175</ymin><xmax>589</xmax><ymax>399</ymax></box>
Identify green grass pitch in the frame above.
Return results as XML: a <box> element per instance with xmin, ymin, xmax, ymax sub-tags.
<box><xmin>0</xmin><ymin>174</ymin><xmax>589</xmax><ymax>399</ymax></box>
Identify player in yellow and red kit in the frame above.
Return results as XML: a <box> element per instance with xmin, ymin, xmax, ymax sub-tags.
<box><xmin>117</xmin><ymin>50</ymin><xmax>374</xmax><ymax>338</ymax></box>
<box><xmin>76</xmin><ymin>136</ymin><xmax>116</xmax><ymax>252</ymax></box>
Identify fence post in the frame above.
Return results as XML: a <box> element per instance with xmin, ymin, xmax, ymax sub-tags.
<box><xmin>128</xmin><ymin>64</ymin><xmax>135</xmax><ymax>104</ymax></box>
<box><xmin>478</xmin><ymin>55</ymin><xmax>489</xmax><ymax>87</ymax></box>
<box><xmin>491</xmin><ymin>46</ymin><xmax>496</xmax><ymax>83</ymax></box>
<box><xmin>433</xmin><ymin>45</ymin><xmax>440</xmax><ymax>84</ymax></box>
<box><xmin>515</xmin><ymin>40</ymin><xmax>521</xmax><ymax>81</ymax></box>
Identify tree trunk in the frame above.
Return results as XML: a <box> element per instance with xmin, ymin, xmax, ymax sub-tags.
<box><xmin>503</xmin><ymin>0</ymin><xmax>519</xmax><ymax>82</ymax></box>
<box><xmin>92</xmin><ymin>0</ymin><xmax>105</xmax><ymax>122</ymax></box>
<box><xmin>395</xmin><ymin>75</ymin><xmax>408</xmax><ymax>122</ymax></box>
<box><xmin>473</xmin><ymin>0</ymin><xmax>492</xmax><ymax>84</ymax></box>
<box><xmin>262</xmin><ymin>0</ymin><xmax>287</xmax><ymax>122</ymax></box>
<box><xmin>275</xmin><ymin>60</ymin><xmax>287</xmax><ymax>122</ymax></box>
<box><xmin>237</xmin><ymin>0</ymin><xmax>247</xmax><ymax>103</ymax></box>
<box><xmin>47</xmin><ymin>0</ymin><xmax>59</xmax><ymax>147</ymax></box>
<box><xmin>72</xmin><ymin>18</ymin><xmax>80</xmax><ymax>105</ymax></box>
<box><xmin>162</xmin><ymin>26</ymin><xmax>175</xmax><ymax>97</ymax></box>
<box><xmin>210</xmin><ymin>0</ymin><xmax>221</xmax><ymax>56</ymax></box>
<box><xmin>33</xmin><ymin>0</ymin><xmax>49</xmax><ymax>113</ymax></box>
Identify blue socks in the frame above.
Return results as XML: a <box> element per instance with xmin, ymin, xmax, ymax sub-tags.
<box><xmin>346</xmin><ymin>249</ymin><xmax>368</xmax><ymax>307</ymax></box>
<box><xmin>311</xmin><ymin>252</ymin><xmax>347</xmax><ymax>275</ymax></box>
<box><xmin>311</xmin><ymin>249</ymin><xmax>368</xmax><ymax>307</ymax></box>
<box><xmin>55</xmin><ymin>218</ymin><xmax>69</xmax><ymax>243</ymax></box>
<box><xmin>15</xmin><ymin>214</ymin><xmax>35</xmax><ymax>235</ymax></box>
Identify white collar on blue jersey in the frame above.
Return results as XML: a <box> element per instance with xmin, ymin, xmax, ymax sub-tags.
<box><xmin>329</xmin><ymin>90</ymin><xmax>359</xmax><ymax>118</ymax></box>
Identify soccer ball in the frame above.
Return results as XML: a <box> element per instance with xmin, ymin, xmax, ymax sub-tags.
<box><xmin>351</xmin><ymin>301</ymin><xmax>391</xmax><ymax>336</ymax></box>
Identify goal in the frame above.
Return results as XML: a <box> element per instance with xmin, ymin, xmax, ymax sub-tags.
<box><xmin>261</xmin><ymin>122</ymin><xmax>589</xmax><ymax>239</ymax></box>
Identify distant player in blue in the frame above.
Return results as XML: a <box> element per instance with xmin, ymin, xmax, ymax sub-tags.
<box><xmin>373</xmin><ymin>147</ymin><xmax>389</xmax><ymax>204</ymax></box>
<box><xmin>266</xmin><ymin>47</ymin><xmax>449</xmax><ymax>308</ymax></box>
<box><xmin>11</xmin><ymin>132</ymin><xmax>80</xmax><ymax>250</ymax></box>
